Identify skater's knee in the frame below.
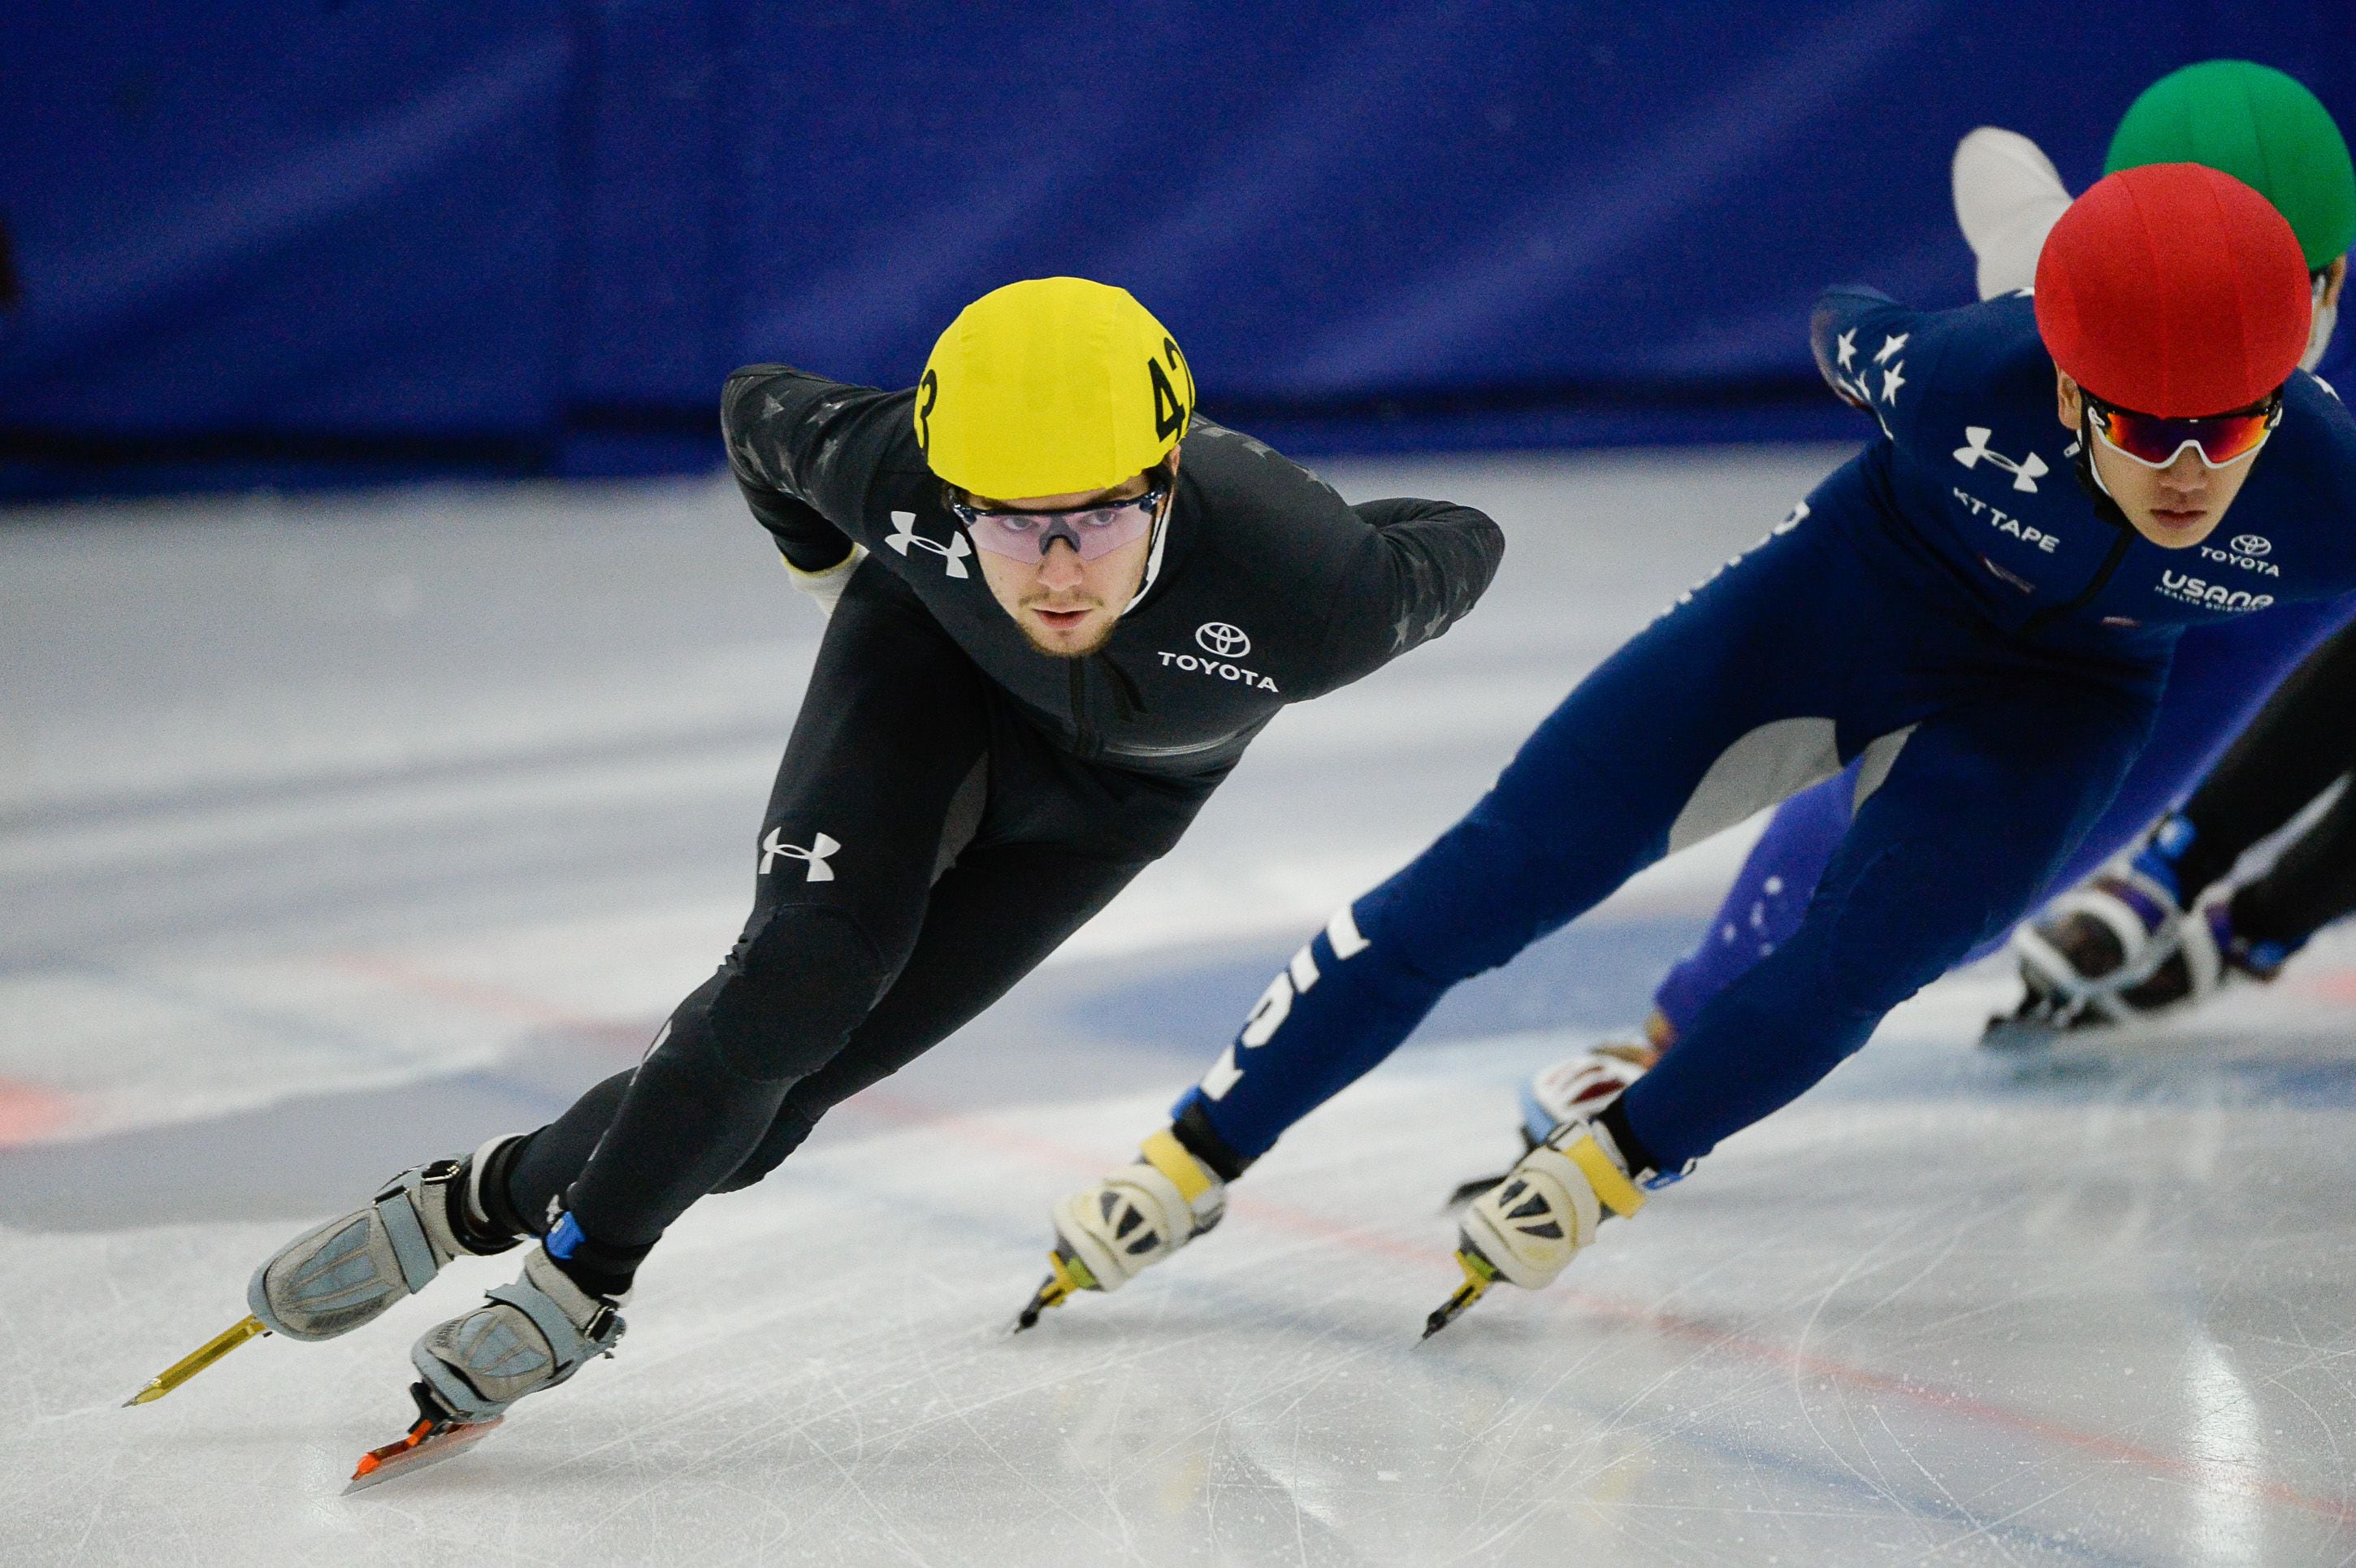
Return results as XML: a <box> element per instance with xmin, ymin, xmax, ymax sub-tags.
<box><xmin>704</xmin><ymin>906</ymin><xmax>888</xmax><ymax>1081</ymax></box>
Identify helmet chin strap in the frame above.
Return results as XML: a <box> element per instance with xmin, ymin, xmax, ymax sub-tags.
<box><xmin>1123</xmin><ymin>483</ymin><xmax>1176</xmax><ymax>613</ymax></box>
<box><xmin>2068</xmin><ymin>426</ymin><xmax>2132</xmax><ymax>531</ymax></box>
<box><xmin>2302</xmin><ymin>274</ymin><xmax>2337</xmax><ymax>372</ymax></box>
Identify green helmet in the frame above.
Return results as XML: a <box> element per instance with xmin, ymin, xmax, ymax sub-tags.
<box><xmin>2105</xmin><ymin>60</ymin><xmax>2354</xmax><ymax>271</ymax></box>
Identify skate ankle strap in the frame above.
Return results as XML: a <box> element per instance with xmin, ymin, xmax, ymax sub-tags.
<box><xmin>1564</xmin><ymin>1137</ymin><xmax>1646</xmax><ymax>1219</ymax></box>
<box><xmin>1140</xmin><ymin>1128</ymin><xmax>1218</xmax><ymax>1203</ymax></box>
<box><xmin>374</xmin><ymin>1166</ymin><xmax>456</xmax><ymax>1293</ymax></box>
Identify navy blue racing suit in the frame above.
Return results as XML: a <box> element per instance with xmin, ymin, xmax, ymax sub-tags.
<box><xmin>1175</xmin><ymin>291</ymin><xmax>2356</xmax><ymax>1176</ymax></box>
<box><xmin>1648</xmin><ymin>588</ymin><xmax>2355</xmax><ymax>1037</ymax></box>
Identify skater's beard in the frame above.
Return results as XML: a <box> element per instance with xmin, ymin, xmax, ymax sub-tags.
<box><xmin>1011</xmin><ymin>591</ymin><xmax>1123</xmax><ymax>657</ymax></box>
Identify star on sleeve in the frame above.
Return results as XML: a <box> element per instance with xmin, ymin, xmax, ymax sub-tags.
<box><xmin>1879</xmin><ymin>360</ymin><xmax>1905</xmax><ymax>404</ymax></box>
<box><xmin>1873</xmin><ymin>332</ymin><xmax>1909</xmax><ymax>364</ymax></box>
<box><xmin>1835</xmin><ymin>329</ymin><xmax>1857</xmax><ymax>370</ymax></box>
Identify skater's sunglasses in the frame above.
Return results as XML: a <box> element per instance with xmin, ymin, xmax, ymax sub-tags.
<box><xmin>2084</xmin><ymin>392</ymin><xmax>2283</xmax><ymax>471</ymax></box>
<box><xmin>953</xmin><ymin>476</ymin><xmax>1169</xmax><ymax>563</ymax></box>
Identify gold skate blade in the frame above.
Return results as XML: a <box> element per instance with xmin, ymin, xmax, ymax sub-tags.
<box><xmin>123</xmin><ymin>1315</ymin><xmax>269</xmax><ymax>1406</ymax></box>
<box><xmin>1421</xmin><ymin>1250</ymin><xmax>1497</xmax><ymax>1341</ymax></box>
<box><xmin>1011</xmin><ymin>1248</ymin><xmax>1097</xmax><ymax>1332</ymax></box>
<box><xmin>1011</xmin><ymin>1274</ymin><xmax>1068</xmax><ymax>1332</ymax></box>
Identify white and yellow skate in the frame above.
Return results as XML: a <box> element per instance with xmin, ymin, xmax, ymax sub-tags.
<box><xmin>1014</xmin><ymin>1128</ymin><xmax>1225</xmax><ymax>1330</ymax></box>
<box><xmin>1425</xmin><ymin>1120</ymin><xmax>1646</xmax><ymax>1338</ymax></box>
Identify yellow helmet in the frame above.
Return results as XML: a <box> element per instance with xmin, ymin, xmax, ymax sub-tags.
<box><xmin>916</xmin><ymin>277</ymin><xmax>1194</xmax><ymax>500</ymax></box>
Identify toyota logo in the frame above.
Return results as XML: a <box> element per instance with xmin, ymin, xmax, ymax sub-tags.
<box><xmin>1196</xmin><ymin>622</ymin><xmax>1250</xmax><ymax>657</ymax></box>
<box><xmin>2231</xmin><ymin>534</ymin><xmax>2272</xmax><ymax>557</ymax></box>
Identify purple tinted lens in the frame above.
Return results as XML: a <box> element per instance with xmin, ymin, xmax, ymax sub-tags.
<box><xmin>964</xmin><ymin>498</ymin><xmax>1155</xmax><ymax>561</ymax></box>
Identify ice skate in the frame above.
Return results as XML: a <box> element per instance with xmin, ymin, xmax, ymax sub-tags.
<box><xmin>409</xmin><ymin>1225</ymin><xmax>626</xmax><ymax>1423</ymax></box>
<box><xmin>1516</xmin><ymin>1014</ymin><xmax>1672</xmax><ymax>1147</ymax></box>
<box><xmin>1425</xmin><ymin>1118</ymin><xmax>1645</xmax><ymax>1338</ymax></box>
<box><xmin>1441</xmin><ymin>1018</ymin><xmax>1667</xmax><ymax>1210</ymax></box>
<box><xmin>1951</xmin><ymin>126</ymin><xmax>2071</xmax><ymax>298</ymax></box>
<box><xmin>2086</xmin><ymin>892</ymin><xmax>2300</xmax><ymax>1023</ymax></box>
<box><xmin>127</xmin><ymin>1137</ymin><xmax>526</xmax><ymax>1407</ymax></box>
<box><xmin>2004</xmin><ymin>821</ymin><xmax>2196</xmax><ymax>1036</ymax></box>
<box><xmin>1014</xmin><ymin>1128</ymin><xmax>1226</xmax><ymax>1330</ymax></box>
<box><xmin>349</xmin><ymin>1218</ymin><xmax>625</xmax><ymax>1488</ymax></box>
<box><xmin>249</xmin><ymin>1137</ymin><xmax>524</xmax><ymax>1343</ymax></box>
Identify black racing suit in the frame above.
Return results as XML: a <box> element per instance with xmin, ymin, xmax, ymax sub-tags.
<box><xmin>493</xmin><ymin>367</ymin><xmax>1503</xmax><ymax>1271</ymax></box>
<box><xmin>2168</xmin><ymin>618</ymin><xmax>2356</xmax><ymax>947</ymax></box>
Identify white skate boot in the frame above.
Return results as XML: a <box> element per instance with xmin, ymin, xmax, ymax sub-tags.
<box><xmin>1426</xmin><ymin>1119</ymin><xmax>1646</xmax><ymax>1337</ymax></box>
<box><xmin>1015</xmin><ymin>1128</ymin><xmax>1226</xmax><ymax>1328</ymax></box>
<box><xmin>1517</xmin><ymin>1014</ymin><xmax>1671</xmax><ymax>1146</ymax></box>
<box><xmin>1432</xmin><ymin>1017</ymin><xmax>1667</xmax><ymax>1211</ymax></box>
<box><xmin>2081</xmin><ymin>890</ymin><xmax>2301</xmax><ymax>1024</ymax></box>
<box><xmin>249</xmin><ymin>1137</ymin><xmax>524</xmax><ymax>1341</ymax></box>
<box><xmin>1994</xmin><ymin>821</ymin><xmax>2196</xmax><ymax>1045</ymax></box>
<box><xmin>1952</xmin><ymin>126</ymin><xmax>2071</xmax><ymax>299</ymax></box>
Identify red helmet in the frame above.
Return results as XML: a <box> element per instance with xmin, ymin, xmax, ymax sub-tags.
<box><xmin>2035</xmin><ymin>162</ymin><xmax>2311</xmax><ymax>417</ymax></box>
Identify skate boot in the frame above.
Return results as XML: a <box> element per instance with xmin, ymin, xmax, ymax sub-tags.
<box><xmin>1516</xmin><ymin>1011</ymin><xmax>1674</xmax><ymax>1148</ymax></box>
<box><xmin>2004</xmin><ymin>818</ymin><xmax>2197</xmax><ymax>1033</ymax></box>
<box><xmin>248</xmin><ymin>1135</ymin><xmax>526</xmax><ymax>1341</ymax></box>
<box><xmin>2100</xmin><ymin>891</ymin><xmax>2303</xmax><ymax>1021</ymax></box>
<box><xmin>409</xmin><ymin>1219</ymin><xmax>626</xmax><ymax>1425</ymax></box>
<box><xmin>1440</xmin><ymin>1017</ymin><xmax>1667</xmax><ymax>1210</ymax></box>
<box><xmin>1014</xmin><ymin>1128</ymin><xmax>1226</xmax><ymax>1329</ymax></box>
<box><xmin>1951</xmin><ymin>126</ymin><xmax>2071</xmax><ymax>299</ymax></box>
<box><xmin>1426</xmin><ymin>1117</ymin><xmax>1647</xmax><ymax>1336</ymax></box>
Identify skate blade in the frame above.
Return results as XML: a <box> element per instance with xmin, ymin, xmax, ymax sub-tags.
<box><xmin>1010</xmin><ymin>1249</ymin><xmax>1096</xmax><ymax>1333</ymax></box>
<box><xmin>1011</xmin><ymin>1276</ymin><xmax>1068</xmax><ymax>1333</ymax></box>
<box><xmin>1421</xmin><ymin>1250</ymin><xmax>1497</xmax><ymax>1341</ymax></box>
<box><xmin>345</xmin><ymin>1414</ymin><xmax>503</xmax><ymax>1493</ymax></box>
<box><xmin>123</xmin><ymin>1315</ymin><xmax>270</xmax><ymax>1406</ymax></box>
<box><xmin>1979</xmin><ymin>1013</ymin><xmax>2064</xmax><ymax>1052</ymax></box>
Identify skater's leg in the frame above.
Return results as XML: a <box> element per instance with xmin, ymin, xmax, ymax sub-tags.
<box><xmin>496</xmin><ymin>842</ymin><xmax>1166</xmax><ymax>1209</ymax></box>
<box><xmin>1994</xmin><ymin>604</ymin><xmax>2356</xmax><ymax>1014</ymax></box>
<box><xmin>547</xmin><ymin>576</ymin><xmax>991</xmax><ymax>1262</ymax></box>
<box><xmin>2173</xmin><ymin>613</ymin><xmax>2356</xmax><ymax>894</ymax></box>
<box><xmin>713</xmin><ymin>840</ymin><xmax>1167</xmax><ymax>1189</ymax></box>
<box><xmin>1619</xmin><ymin>673</ymin><xmax>2158</xmax><ymax>1169</ymax></box>
<box><xmin>2227</xmin><ymin>775</ymin><xmax>2356</xmax><ymax>948</ymax></box>
<box><xmin>495</xmin><ymin>1070</ymin><xmax>633</xmax><ymax>1235</ymax></box>
<box><xmin>1170</xmin><ymin>479</ymin><xmax>1913</xmax><ymax>1164</ymax></box>
<box><xmin>1651</xmin><ymin>767</ymin><xmax>1857</xmax><ymax>1037</ymax></box>
<box><xmin>2009</xmin><ymin>602</ymin><xmax>2355</xmax><ymax>919</ymax></box>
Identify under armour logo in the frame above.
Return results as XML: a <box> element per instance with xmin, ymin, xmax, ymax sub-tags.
<box><xmin>760</xmin><ymin>827</ymin><xmax>839</xmax><ymax>881</ymax></box>
<box><xmin>1952</xmin><ymin>427</ymin><xmax>2049</xmax><ymax>492</ymax></box>
<box><xmin>885</xmin><ymin>510</ymin><xmax>971</xmax><ymax>578</ymax></box>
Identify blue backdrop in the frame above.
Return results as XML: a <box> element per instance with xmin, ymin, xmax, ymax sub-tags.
<box><xmin>2</xmin><ymin>2</ymin><xmax>2351</xmax><ymax>496</ymax></box>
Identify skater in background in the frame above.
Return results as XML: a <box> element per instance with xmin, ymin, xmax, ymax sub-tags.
<box><xmin>1501</xmin><ymin>58</ymin><xmax>2356</xmax><ymax>1134</ymax></box>
<box><xmin>2006</xmin><ymin>618</ymin><xmax>2356</xmax><ymax>1030</ymax></box>
<box><xmin>1025</xmin><ymin>161</ymin><xmax>2356</xmax><ymax>1337</ymax></box>
<box><xmin>149</xmin><ymin>277</ymin><xmax>1502</xmax><ymax>1473</ymax></box>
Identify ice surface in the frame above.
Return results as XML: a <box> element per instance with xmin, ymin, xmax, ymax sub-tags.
<box><xmin>6</xmin><ymin>452</ymin><xmax>2356</xmax><ymax>1564</ymax></box>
